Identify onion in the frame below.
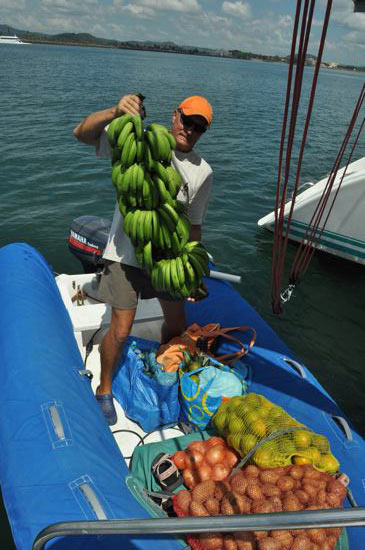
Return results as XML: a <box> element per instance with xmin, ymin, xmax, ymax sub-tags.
<box><xmin>188</xmin><ymin>440</ymin><xmax>207</xmax><ymax>455</ymax></box>
<box><xmin>206</xmin><ymin>436</ymin><xmax>226</xmax><ymax>448</ymax></box>
<box><xmin>197</xmin><ymin>464</ymin><xmax>213</xmax><ymax>482</ymax></box>
<box><xmin>224</xmin><ymin>449</ymin><xmax>239</xmax><ymax>468</ymax></box>
<box><xmin>183</xmin><ymin>468</ymin><xmax>198</xmax><ymax>489</ymax></box>
<box><xmin>211</xmin><ymin>463</ymin><xmax>230</xmax><ymax>481</ymax></box>
<box><xmin>184</xmin><ymin>449</ymin><xmax>204</xmax><ymax>469</ymax></box>
<box><xmin>172</xmin><ymin>450</ymin><xmax>186</xmax><ymax>470</ymax></box>
<box><xmin>205</xmin><ymin>445</ymin><xmax>226</xmax><ymax>466</ymax></box>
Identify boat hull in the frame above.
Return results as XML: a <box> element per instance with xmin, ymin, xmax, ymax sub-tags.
<box><xmin>258</xmin><ymin>157</ymin><xmax>365</xmax><ymax>265</ymax></box>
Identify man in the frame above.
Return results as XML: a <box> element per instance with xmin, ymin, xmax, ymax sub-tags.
<box><xmin>73</xmin><ymin>93</ymin><xmax>213</xmax><ymax>425</ymax></box>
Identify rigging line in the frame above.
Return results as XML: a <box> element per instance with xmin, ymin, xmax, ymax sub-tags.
<box><xmin>290</xmin><ymin>84</ymin><xmax>365</xmax><ymax>282</ymax></box>
<box><xmin>279</xmin><ymin>0</ymin><xmax>334</xmax><ymax>281</ymax></box>
<box><xmin>275</xmin><ymin>0</ymin><xmax>317</xmax><ymax>296</ymax></box>
<box><xmin>272</xmin><ymin>0</ymin><xmax>302</xmax><ymax>296</ymax></box>
<box><xmin>273</xmin><ymin>0</ymin><xmax>332</xmax><ymax>313</ymax></box>
<box><xmin>272</xmin><ymin>0</ymin><xmax>308</xmax><ymax>308</ymax></box>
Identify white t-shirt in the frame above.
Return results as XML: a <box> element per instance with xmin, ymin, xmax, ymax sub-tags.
<box><xmin>96</xmin><ymin>128</ymin><xmax>213</xmax><ymax>267</ymax></box>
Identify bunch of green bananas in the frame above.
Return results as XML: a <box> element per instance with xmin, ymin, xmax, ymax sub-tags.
<box><xmin>107</xmin><ymin>112</ymin><xmax>209</xmax><ymax>299</ymax></box>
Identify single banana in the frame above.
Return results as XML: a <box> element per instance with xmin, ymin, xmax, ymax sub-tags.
<box><xmin>143</xmin><ymin>210</ymin><xmax>153</xmax><ymax>241</ymax></box>
<box><xmin>184</xmin><ymin>259</ymin><xmax>197</xmax><ymax>288</ymax></box>
<box><xmin>123</xmin><ymin>210</ymin><xmax>134</xmax><ymax>237</ymax></box>
<box><xmin>153</xmin><ymin>175</ymin><xmax>174</xmax><ymax>207</ymax></box>
<box><xmin>163</xmin><ymin>260</ymin><xmax>172</xmax><ymax>292</ymax></box>
<box><xmin>131</xmin><ymin>209</ymin><xmax>140</xmax><ymax>245</ymax></box>
<box><xmin>136</xmin><ymin>140</ymin><xmax>145</xmax><ymax>163</ymax></box>
<box><xmin>176</xmin><ymin>216</ymin><xmax>190</xmax><ymax>246</ymax></box>
<box><xmin>118</xmin><ymin>196</ymin><xmax>128</xmax><ymax>217</ymax></box>
<box><xmin>171</xmin><ymin>231</ymin><xmax>181</xmax><ymax>257</ymax></box>
<box><xmin>145</xmin><ymin>130</ymin><xmax>159</xmax><ymax>160</ymax></box>
<box><xmin>126</xmin><ymin>136</ymin><xmax>137</xmax><ymax>167</ymax></box>
<box><xmin>188</xmin><ymin>251</ymin><xmax>205</xmax><ymax>279</ymax></box>
<box><xmin>143</xmin><ymin>241</ymin><xmax>154</xmax><ymax>274</ymax></box>
<box><xmin>170</xmin><ymin>258</ymin><xmax>180</xmax><ymax>291</ymax></box>
<box><xmin>107</xmin><ymin>116</ymin><xmax>122</xmax><ymax>146</ymax></box>
<box><xmin>151</xmin><ymin>210</ymin><xmax>160</xmax><ymax>248</ymax></box>
<box><xmin>165</xmin><ymin>131</ymin><xmax>177</xmax><ymax>150</ymax></box>
<box><xmin>175</xmin><ymin>255</ymin><xmax>185</xmax><ymax>287</ymax></box>
<box><xmin>137</xmin><ymin>210</ymin><xmax>147</xmax><ymax>245</ymax></box>
<box><xmin>117</xmin><ymin>120</ymin><xmax>133</xmax><ymax>150</ymax></box>
<box><xmin>160</xmin><ymin>222</ymin><xmax>172</xmax><ymax>248</ymax></box>
<box><xmin>158</xmin><ymin>207</ymin><xmax>176</xmax><ymax>233</ymax></box>
<box><xmin>142</xmin><ymin>178</ymin><xmax>152</xmax><ymax>210</ymax></box>
<box><xmin>132</xmin><ymin>113</ymin><xmax>144</xmax><ymax>141</ymax></box>
<box><xmin>153</xmin><ymin>161</ymin><xmax>169</xmax><ymax>186</ymax></box>
<box><xmin>144</xmin><ymin>143</ymin><xmax>154</xmax><ymax>172</ymax></box>
<box><xmin>160</xmin><ymin>202</ymin><xmax>179</xmax><ymax>226</ymax></box>
<box><xmin>121</xmin><ymin>132</ymin><xmax>135</xmax><ymax>166</ymax></box>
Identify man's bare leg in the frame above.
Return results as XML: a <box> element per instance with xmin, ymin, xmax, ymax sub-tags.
<box><xmin>159</xmin><ymin>299</ymin><xmax>186</xmax><ymax>344</ymax></box>
<box><xmin>96</xmin><ymin>307</ymin><xmax>136</xmax><ymax>424</ymax></box>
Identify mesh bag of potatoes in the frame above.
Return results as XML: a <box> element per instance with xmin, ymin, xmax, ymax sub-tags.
<box><xmin>173</xmin><ymin>463</ymin><xmax>347</xmax><ymax>550</ymax></box>
<box><xmin>211</xmin><ymin>393</ymin><xmax>339</xmax><ymax>474</ymax></box>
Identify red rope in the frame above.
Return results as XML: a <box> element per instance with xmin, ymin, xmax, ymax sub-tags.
<box><xmin>272</xmin><ymin>0</ymin><xmax>330</xmax><ymax>314</ymax></box>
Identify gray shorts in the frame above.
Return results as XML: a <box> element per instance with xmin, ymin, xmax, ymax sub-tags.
<box><xmin>98</xmin><ymin>261</ymin><xmax>180</xmax><ymax>310</ymax></box>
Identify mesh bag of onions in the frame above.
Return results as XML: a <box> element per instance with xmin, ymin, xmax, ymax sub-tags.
<box><xmin>212</xmin><ymin>393</ymin><xmax>339</xmax><ymax>474</ymax></box>
<box><xmin>173</xmin><ymin>463</ymin><xmax>347</xmax><ymax>550</ymax></box>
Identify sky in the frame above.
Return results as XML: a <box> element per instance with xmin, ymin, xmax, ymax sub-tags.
<box><xmin>1</xmin><ymin>0</ymin><xmax>364</xmax><ymax>66</ymax></box>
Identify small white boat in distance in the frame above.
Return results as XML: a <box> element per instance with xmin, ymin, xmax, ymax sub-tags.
<box><xmin>0</xmin><ymin>34</ymin><xmax>29</xmax><ymax>44</ymax></box>
<box><xmin>258</xmin><ymin>156</ymin><xmax>365</xmax><ymax>265</ymax></box>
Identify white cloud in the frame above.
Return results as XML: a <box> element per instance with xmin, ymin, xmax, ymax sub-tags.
<box><xmin>122</xmin><ymin>4</ymin><xmax>154</xmax><ymax>18</ymax></box>
<box><xmin>0</xmin><ymin>0</ymin><xmax>26</xmax><ymax>9</ymax></box>
<box><xmin>222</xmin><ymin>1</ymin><xmax>251</xmax><ymax>19</ymax></box>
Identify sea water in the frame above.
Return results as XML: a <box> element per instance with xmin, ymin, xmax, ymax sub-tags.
<box><xmin>1</xmin><ymin>43</ymin><xmax>364</xmax><ymax>439</ymax></box>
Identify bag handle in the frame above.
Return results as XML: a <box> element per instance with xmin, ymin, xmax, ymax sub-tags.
<box><xmin>207</xmin><ymin>326</ymin><xmax>256</xmax><ymax>365</ymax></box>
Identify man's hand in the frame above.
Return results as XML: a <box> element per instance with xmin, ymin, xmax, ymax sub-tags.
<box><xmin>115</xmin><ymin>94</ymin><xmax>145</xmax><ymax>119</ymax></box>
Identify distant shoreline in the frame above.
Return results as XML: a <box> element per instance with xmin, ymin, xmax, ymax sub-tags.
<box><xmin>3</xmin><ymin>32</ymin><xmax>364</xmax><ymax>73</ymax></box>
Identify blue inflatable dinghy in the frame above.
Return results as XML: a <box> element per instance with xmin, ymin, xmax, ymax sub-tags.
<box><xmin>0</xmin><ymin>243</ymin><xmax>364</xmax><ymax>549</ymax></box>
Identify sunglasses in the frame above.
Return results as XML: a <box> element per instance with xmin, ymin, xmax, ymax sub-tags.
<box><xmin>177</xmin><ymin>108</ymin><xmax>207</xmax><ymax>134</ymax></box>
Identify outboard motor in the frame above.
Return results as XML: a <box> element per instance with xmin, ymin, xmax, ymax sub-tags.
<box><xmin>68</xmin><ymin>215</ymin><xmax>111</xmax><ymax>273</ymax></box>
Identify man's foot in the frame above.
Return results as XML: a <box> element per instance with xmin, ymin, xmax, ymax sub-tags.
<box><xmin>95</xmin><ymin>393</ymin><xmax>117</xmax><ymax>426</ymax></box>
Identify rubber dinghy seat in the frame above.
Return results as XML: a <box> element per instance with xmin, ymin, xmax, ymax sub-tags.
<box><xmin>0</xmin><ymin>243</ymin><xmax>182</xmax><ymax>550</ymax></box>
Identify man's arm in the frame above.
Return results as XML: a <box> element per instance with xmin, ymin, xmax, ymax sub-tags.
<box><xmin>73</xmin><ymin>94</ymin><xmax>144</xmax><ymax>146</ymax></box>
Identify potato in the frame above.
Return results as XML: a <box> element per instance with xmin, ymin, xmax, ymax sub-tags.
<box><xmin>234</xmin><ymin>531</ymin><xmax>256</xmax><ymax>550</ymax></box>
<box><xmin>294</xmin><ymin>489</ymin><xmax>310</xmax><ymax>505</ymax></box>
<box><xmin>277</xmin><ymin>476</ymin><xmax>295</xmax><ymax>492</ymax></box>
<box><xmin>271</xmin><ymin>529</ymin><xmax>294</xmax><ymax>547</ymax></box>
<box><xmin>190</xmin><ymin>501</ymin><xmax>210</xmax><ymax>516</ymax></box>
<box><xmin>267</xmin><ymin>496</ymin><xmax>283</xmax><ymax>512</ymax></box>
<box><xmin>215</xmin><ymin>480</ymin><xmax>232</xmax><ymax>501</ymax></box>
<box><xmin>206</xmin><ymin>497</ymin><xmax>221</xmax><ymax>516</ymax></box>
<box><xmin>230</xmin><ymin>472</ymin><xmax>248</xmax><ymax>495</ymax></box>
<box><xmin>289</xmin><ymin>465</ymin><xmax>304</xmax><ymax>480</ymax></box>
<box><xmin>251</xmin><ymin>499</ymin><xmax>273</xmax><ymax>514</ymax></box>
<box><xmin>175</xmin><ymin>489</ymin><xmax>191</xmax><ymax>513</ymax></box>
<box><xmin>260</xmin><ymin>469</ymin><xmax>281</xmax><ymax>484</ymax></box>
<box><xmin>307</xmin><ymin>528</ymin><xmax>327</xmax><ymax>544</ymax></box>
<box><xmin>192</xmin><ymin>480</ymin><xmax>216</xmax><ymax>503</ymax></box>
<box><xmin>244</xmin><ymin>465</ymin><xmax>260</xmax><ymax>478</ymax></box>
<box><xmin>262</xmin><ymin>483</ymin><xmax>281</xmax><ymax>497</ymax></box>
<box><xmin>246</xmin><ymin>482</ymin><xmax>264</xmax><ymax>501</ymax></box>
<box><xmin>257</xmin><ymin>538</ymin><xmax>280</xmax><ymax>550</ymax></box>
<box><xmin>290</xmin><ymin>534</ymin><xmax>312</xmax><ymax>550</ymax></box>
<box><xmin>223</xmin><ymin>534</ymin><xmax>238</xmax><ymax>550</ymax></box>
<box><xmin>282</xmin><ymin>494</ymin><xmax>302</xmax><ymax>512</ymax></box>
<box><xmin>199</xmin><ymin>533</ymin><xmax>224</xmax><ymax>550</ymax></box>
<box><xmin>326</xmin><ymin>479</ymin><xmax>347</xmax><ymax>500</ymax></box>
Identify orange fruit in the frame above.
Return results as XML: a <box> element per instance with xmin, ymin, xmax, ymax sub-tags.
<box><xmin>240</xmin><ymin>433</ymin><xmax>259</xmax><ymax>455</ymax></box>
<box><xmin>312</xmin><ymin>434</ymin><xmax>329</xmax><ymax>453</ymax></box>
<box><xmin>292</xmin><ymin>455</ymin><xmax>312</xmax><ymax>466</ymax></box>
<box><xmin>305</xmin><ymin>446</ymin><xmax>321</xmax><ymax>465</ymax></box>
<box><xmin>228</xmin><ymin>415</ymin><xmax>245</xmax><ymax>434</ymax></box>
<box><xmin>227</xmin><ymin>433</ymin><xmax>242</xmax><ymax>453</ymax></box>
<box><xmin>319</xmin><ymin>454</ymin><xmax>339</xmax><ymax>474</ymax></box>
<box><xmin>250</xmin><ymin>419</ymin><xmax>267</xmax><ymax>438</ymax></box>
<box><xmin>252</xmin><ymin>447</ymin><xmax>272</xmax><ymax>468</ymax></box>
<box><xmin>293</xmin><ymin>430</ymin><xmax>312</xmax><ymax>449</ymax></box>
<box><xmin>213</xmin><ymin>412</ymin><xmax>227</xmax><ymax>433</ymax></box>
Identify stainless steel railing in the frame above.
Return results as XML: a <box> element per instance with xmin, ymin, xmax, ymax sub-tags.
<box><xmin>33</xmin><ymin>506</ymin><xmax>365</xmax><ymax>550</ymax></box>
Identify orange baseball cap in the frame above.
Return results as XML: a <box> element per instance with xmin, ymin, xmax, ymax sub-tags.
<box><xmin>178</xmin><ymin>95</ymin><xmax>213</xmax><ymax>126</ymax></box>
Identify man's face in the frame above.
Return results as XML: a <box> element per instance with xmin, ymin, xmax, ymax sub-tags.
<box><xmin>171</xmin><ymin>109</ymin><xmax>207</xmax><ymax>152</ymax></box>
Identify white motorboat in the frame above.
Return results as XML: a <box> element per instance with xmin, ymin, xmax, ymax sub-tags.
<box><xmin>257</xmin><ymin>156</ymin><xmax>365</xmax><ymax>265</ymax></box>
<box><xmin>0</xmin><ymin>34</ymin><xmax>29</xmax><ymax>44</ymax></box>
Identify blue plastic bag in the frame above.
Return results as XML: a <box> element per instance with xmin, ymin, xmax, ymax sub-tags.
<box><xmin>112</xmin><ymin>339</ymin><xmax>180</xmax><ymax>432</ymax></box>
<box><xmin>179</xmin><ymin>357</ymin><xmax>246</xmax><ymax>429</ymax></box>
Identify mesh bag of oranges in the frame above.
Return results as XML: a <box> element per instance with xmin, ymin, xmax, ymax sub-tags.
<box><xmin>212</xmin><ymin>393</ymin><xmax>340</xmax><ymax>474</ymax></box>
